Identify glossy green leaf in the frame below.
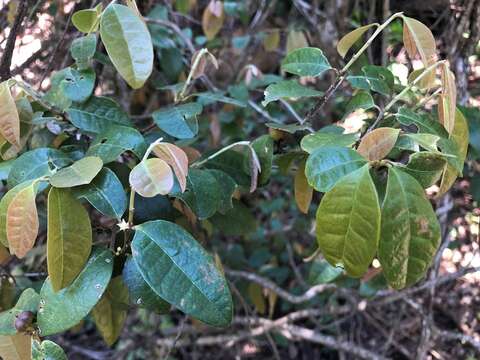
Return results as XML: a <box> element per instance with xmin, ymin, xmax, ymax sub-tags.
<box><xmin>301</xmin><ymin>132</ymin><xmax>358</xmax><ymax>154</ymax></box>
<box><xmin>49</xmin><ymin>156</ymin><xmax>103</xmax><ymax>188</ymax></box>
<box><xmin>122</xmin><ymin>257</ymin><xmax>170</xmax><ymax>313</ymax></box>
<box><xmin>86</xmin><ymin>125</ymin><xmax>147</xmax><ymax>163</ymax></box>
<box><xmin>152</xmin><ymin>103</ymin><xmax>202</xmax><ymax>139</ymax></box>
<box><xmin>47</xmin><ymin>188</ymin><xmax>92</xmax><ymax>292</ymax></box>
<box><xmin>379</xmin><ymin>167</ymin><xmax>440</xmax><ymax>289</ymax></box>
<box><xmin>129</xmin><ymin>158</ymin><xmax>174</xmax><ymax>197</ymax></box>
<box><xmin>262</xmin><ymin>80</ymin><xmax>323</xmax><ymax>106</ymax></box>
<box><xmin>91</xmin><ymin>277</ymin><xmax>129</xmax><ymax>346</ymax></box>
<box><xmin>308</xmin><ymin>259</ymin><xmax>343</xmax><ymax>285</ymax></box>
<box><xmin>7</xmin><ymin>148</ymin><xmax>72</xmax><ymax>188</ymax></box>
<box><xmin>60</xmin><ymin>68</ymin><xmax>95</xmax><ymax>103</ymax></box>
<box><xmin>337</xmin><ymin>24</ymin><xmax>378</xmax><ymax>58</ymax></box>
<box><xmin>395</xmin><ymin>107</ymin><xmax>448</xmax><ymax>137</ymax></box>
<box><xmin>131</xmin><ymin>220</ymin><xmax>233</xmax><ymax>326</ymax></box>
<box><xmin>438</xmin><ymin>108</ymin><xmax>469</xmax><ymax>196</ymax></box>
<box><xmin>172</xmin><ymin>168</ymin><xmax>221</xmax><ymax>220</ymax></box>
<box><xmin>403</xmin><ymin>133</ymin><xmax>441</xmax><ymax>152</ymax></box>
<box><xmin>100</xmin><ymin>4</ymin><xmax>154</xmax><ymax>88</ymax></box>
<box><xmin>38</xmin><ymin>248</ymin><xmax>113</xmax><ymax>336</ymax></box>
<box><xmin>70</xmin><ymin>34</ymin><xmax>97</xmax><ymax>70</ymax></box>
<box><xmin>206</xmin><ymin>170</ymin><xmax>236</xmax><ymax>214</ymax></box>
<box><xmin>316</xmin><ymin>165</ymin><xmax>380</xmax><ymax>277</ymax></box>
<box><xmin>281</xmin><ymin>47</ymin><xmax>332</xmax><ymax>77</ymax></box>
<box><xmin>347</xmin><ymin>65</ymin><xmax>394</xmax><ymax>96</ymax></box>
<box><xmin>32</xmin><ymin>340</ymin><xmax>67</xmax><ymax>360</ymax></box>
<box><xmin>43</xmin><ymin>70</ymin><xmax>72</xmax><ymax>111</ymax></box>
<box><xmin>344</xmin><ymin>91</ymin><xmax>375</xmax><ymax>118</ymax></box>
<box><xmin>67</xmin><ymin>96</ymin><xmax>131</xmax><ymax>134</ymax></box>
<box><xmin>404</xmin><ymin>152</ymin><xmax>446</xmax><ymax>188</ymax></box>
<box><xmin>73</xmin><ymin>168</ymin><xmax>127</xmax><ymax>219</ymax></box>
<box><xmin>305</xmin><ymin>146</ymin><xmax>367</xmax><ymax>192</ymax></box>
<box><xmin>0</xmin><ymin>289</ymin><xmax>39</xmax><ymax>335</ymax></box>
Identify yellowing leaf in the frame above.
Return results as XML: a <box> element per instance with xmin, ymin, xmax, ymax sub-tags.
<box><xmin>6</xmin><ymin>183</ymin><xmax>39</xmax><ymax>259</ymax></box>
<box><xmin>403</xmin><ymin>16</ymin><xmax>436</xmax><ymax>67</ymax></box>
<box><xmin>152</xmin><ymin>143</ymin><xmax>189</xmax><ymax>192</ymax></box>
<box><xmin>438</xmin><ymin>64</ymin><xmax>456</xmax><ymax>134</ymax></box>
<box><xmin>0</xmin><ymin>334</ymin><xmax>31</xmax><ymax>360</ymax></box>
<box><xmin>337</xmin><ymin>24</ymin><xmax>378</xmax><ymax>58</ymax></box>
<box><xmin>263</xmin><ymin>29</ymin><xmax>280</xmax><ymax>52</ymax></box>
<box><xmin>0</xmin><ymin>82</ymin><xmax>20</xmax><ymax>148</ymax></box>
<box><xmin>49</xmin><ymin>156</ymin><xmax>103</xmax><ymax>188</ymax></box>
<box><xmin>286</xmin><ymin>30</ymin><xmax>309</xmax><ymax>54</ymax></box>
<box><xmin>47</xmin><ymin>188</ymin><xmax>92</xmax><ymax>292</ymax></box>
<box><xmin>100</xmin><ymin>4</ymin><xmax>154</xmax><ymax>89</ymax></box>
<box><xmin>357</xmin><ymin>127</ymin><xmax>400</xmax><ymax>161</ymax></box>
<box><xmin>129</xmin><ymin>158</ymin><xmax>174</xmax><ymax>197</ymax></box>
<box><xmin>438</xmin><ymin>108</ymin><xmax>469</xmax><ymax>196</ymax></box>
<box><xmin>72</xmin><ymin>4</ymin><xmax>102</xmax><ymax>33</ymax></box>
<box><xmin>247</xmin><ymin>283</ymin><xmax>266</xmax><ymax>314</ymax></box>
<box><xmin>202</xmin><ymin>0</ymin><xmax>225</xmax><ymax>40</ymax></box>
<box><xmin>92</xmin><ymin>277</ymin><xmax>129</xmax><ymax>346</ymax></box>
<box><xmin>294</xmin><ymin>161</ymin><xmax>313</xmax><ymax>214</ymax></box>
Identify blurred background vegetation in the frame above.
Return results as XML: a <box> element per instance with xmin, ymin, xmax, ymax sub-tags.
<box><xmin>0</xmin><ymin>0</ymin><xmax>479</xmax><ymax>359</ymax></box>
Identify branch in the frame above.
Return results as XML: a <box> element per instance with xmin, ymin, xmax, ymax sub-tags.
<box><xmin>0</xmin><ymin>0</ymin><xmax>28</xmax><ymax>81</ymax></box>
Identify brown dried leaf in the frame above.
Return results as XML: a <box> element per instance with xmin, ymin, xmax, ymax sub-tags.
<box><xmin>0</xmin><ymin>82</ymin><xmax>20</xmax><ymax>148</ymax></box>
<box><xmin>357</xmin><ymin>127</ymin><xmax>400</xmax><ymax>161</ymax></box>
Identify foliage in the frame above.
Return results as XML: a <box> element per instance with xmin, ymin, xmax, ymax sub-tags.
<box><xmin>0</xmin><ymin>1</ymin><xmax>470</xmax><ymax>356</ymax></box>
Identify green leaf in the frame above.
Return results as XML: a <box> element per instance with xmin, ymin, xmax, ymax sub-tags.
<box><xmin>404</xmin><ymin>152</ymin><xmax>446</xmax><ymax>188</ymax></box>
<box><xmin>152</xmin><ymin>103</ymin><xmax>202</xmax><ymax>139</ymax></box>
<box><xmin>131</xmin><ymin>220</ymin><xmax>233</xmax><ymax>326</ymax></box>
<box><xmin>250</xmin><ymin>135</ymin><xmax>273</xmax><ymax>185</ymax></box>
<box><xmin>344</xmin><ymin>91</ymin><xmax>375</xmax><ymax>118</ymax></box>
<box><xmin>206</xmin><ymin>170</ymin><xmax>236</xmax><ymax>214</ymax></box>
<box><xmin>100</xmin><ymin>4</ymin><xmax>154</xmax><ymax>88</ymax></box>
<box><xmin>438</xmin><ymin>108</ymin><xmax>470</xmax><ymax>195</ymax></box>
<box><xmin>403</xmin><ymin>133</ymin><xmax>441</xmax><ymax>152</ymax></box>
<box><xmin>32</xmin><ymin>340</ymin><xmax>67</xmax><ymax>360</ymax></box>
<box><xmin>43</xmin><ymin>70</ymin><xmax>72</xmax><ymax>111</ymax></box>
<box><xmin>195</xmin><ymin>92</ymin><xmax>247</xmax><ymax>107</ymax></box>
<box><xmin>308</xmin><ymin>259</ymin><xmax>343</xmax><ymax>285</ymax></box>
<box><xmin>86</xmin><ymin>125</ymin><xmax>147</xmax><ymax>163</ymax></box>
<box><xmin>0</xmin><ymin>289</ymin><xmax>39</xmax><ymax>335</ymax></box>
<box><xmin>262</xmin><ymin>80</ymin><xmax>323</xmax><ymax>106</ymax></box>
<box><xmin>0</xmin><ymin>181</ymin><xmax>33</xmax><ymax>247</ymax></box>
<box><xmin>72</xmin><ymin>5</ymin><xmax>102</xmax><ymax>33</ymax></box>
<box><xmin>379</xmin><ymin>167</ymin><xmax>441</xmax><ymax>289</ymax></box>
<box><xmin>281</xmin><ymin>47</ymin><xmax>332</xmax><ymax>77</ymax></box>
<box><xmin>265</xmin><ymin>123</ymin><xmax>311</xmax><ymax>134</ymax></box>
<box><xmin>49</xmin><ymin>156</ymin><xmax>103</xmax><ymax>188</ymax></box>
<box><xmin>301</xmin><ymin>132</ymin><xmax>358</xmax><ymax>154</ymax></box>
<box><xmin>305</xmin><ymin>146</ymin><xmax>367</xmax><ymax>192</ymax></box>
<box><xmin>172</xmin><ymin>169</ymin><xmax>221</xmax><ymax>220</ymax></box>
<box><xmin>47</xmin><ymin>188</ymin><xmax>92</xmax><ymax>292</ymax></box>
<box><xmin>73</xmin><ymin>168</ymin><xmax>127</xmax><ymax>219</ymax></box>
<box><xmin>8</xmin><ymin>148</ymin><xmax>72</xmax><ymax>188</ymax></box>
<box><xmin>60</xmin><ymin>68</ymin><xmax>95</xmax><ymax>103</ymax></box>
<box><xmin>122</xmin><ymin>256</ymin><xmax>170</xmax><ymax>313</ymax></box>
<box><xmin>337</xmin><ymin>24</ymin><xmax>378</xmax><ymax>58</ymax></box>
<box><xmin>210</xmin><ymin>200</ymin><xmax>257</xmax><ymax>236</ymax></box>
<box><xmin>67</xmin><ymin>96</ymin><xmax>131</xmax><ymax>134</ymax></box>
<box><xmin>396</xmin><ymin>107</ymin><xmax>448</xmax><ymax>137</ymax></box>
<box><xmin>91</xmin><ymin>277</ymin><xmax>129</xmax><ymax>346</ymax></box>
<box><xmin>37</xmin><ymin>248</ymin><xmax>113</xmax><ymax>336</ymax></box>
<box><xmin>347</xmin><ymin>65</ymin><xmax>394</xmax><ymax>96</ymax></box>
<box><xmin>70</xmin><ymin>34</ymin><xmax>97</xmax><ymax>70</ymax></box>
<box><xmin>316</xmin><ymin>165</ymin><xmax>380</xmax><ymax>277</ymax></box>
<box><xmin>129</xmin><ymin>158</ymin><xmax>174</xmax><ymax>197</ymax></box>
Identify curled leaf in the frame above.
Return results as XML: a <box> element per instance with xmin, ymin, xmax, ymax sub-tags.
<box><xmin>202</xmin><ymin>0</ymin><xmax>225</xmax><ymax>40</ymax></box>
<box><xmin>438</xmin><ymin>64</ymin><xmax>456</xmax><ymax>134</ymax></box>
<box><xmin>152</xmin><ymin>143</ymin><xmax>189</xmax><ymax>192</ymax></box>
<box><xmin>129</xmin><ymin>158</ymin><xmax>174</xmax><ymax>197</ymax></box>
